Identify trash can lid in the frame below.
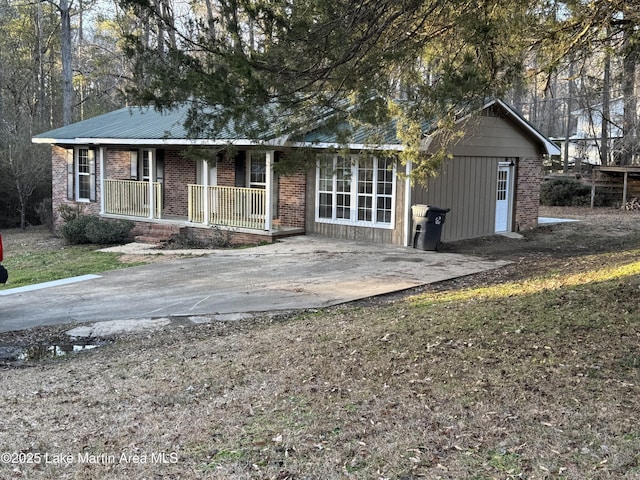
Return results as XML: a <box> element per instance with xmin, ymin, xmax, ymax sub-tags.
<box><xmin>427</xmin><ymin>205</ymin><xmax>451</xmax><ymax>213</ymax></box>
<box><xmin>411</xmin><ymin>204</ymin><xmax>429</xmax><ymax>216</ymax></box>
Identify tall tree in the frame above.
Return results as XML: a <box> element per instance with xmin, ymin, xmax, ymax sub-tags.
<box><xmin>120</xmin><ymin>0</ymin><xmax>539</xmax><ymax>180</ymax></box>
<box><xmin>600</xmin><ymin>45</ymin><xmax>611</xmax><ymax>165</ymax></box>
<box><xmin>0</xmin><ymin>0</ymin><xmax>56</xmax><ymax>226</ymax></box>
<box><xmin>50</xmin><ymin>0</ymin><xmax>74</xmax><ymax>125</ymax></box>
<box><xmin>620</xmin><ymin>17</ymin><xmax>638</xmax><ymax>165</ymax></box>
<box><xmin>535</xmin><ymin>1</ymin><xmax>639</xmax><ymax>165</ymax></box>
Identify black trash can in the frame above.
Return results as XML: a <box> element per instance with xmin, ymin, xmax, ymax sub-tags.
<box><xmin>412</xmin><ymin>205</ymin><xmax>450</xmax><ymax>251</ymax></box>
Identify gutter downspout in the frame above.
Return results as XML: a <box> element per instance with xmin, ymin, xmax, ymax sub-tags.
<box><xmin>202</xmin><ymin>159</ymin><xmax>210</xmax><ymax>226</ymax></box>
<box><xmin>148</xmin><ymin>150</ymin><xmax>155</xmax><ymax>220</ymax></box>
<box><xmin>404</xmin><ymin>161</ymin><xmax>412</xmax><ymax>247</ymax></box>
<box><xmin>265</xmin><ymin>151</ymin><xmax>274</xmax><ymax>231</ymax></box>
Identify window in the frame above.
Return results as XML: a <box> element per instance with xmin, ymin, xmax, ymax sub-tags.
<box><xmin>67</xmin><ymin>147</ymin><xmax>96</xmax><ymax>202</ymax></box>
<box><xmin>249</xmin><ymin>152</ymin><xmax>267</xmax><ymax>189</ymax></box>
<box><xmin>141</xmin><ymin>150</ymin><xmax>151</xmax><ymax>180</ymax></box>
<box><xmin>375</xmin><ymin>157</ymin><xmax>394</xmax><ymax>223</ymax></box>
<box><xmin>497</xmin><ymin>169</ymin><xmax>508</xmax><ymax>201</ymax></box>
<box><xmin>77</xmin><ymin>149</ymin><xmax>92</xmax><ymax>200</ymax></box>
<box><xmin>130</xmin><ymin>149</ymin><xmax>161</xmax><ymax>182</ymax></box>
<box><xmin>316</xmin><ymin>155</ymin><xmax>395</xmax><ymax>227</ymax></box>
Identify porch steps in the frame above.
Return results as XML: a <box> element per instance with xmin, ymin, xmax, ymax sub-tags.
<box><xmin>132</xmin><ymin>223</ymin><xmax>181</xmax><ymax>245</ymax></box>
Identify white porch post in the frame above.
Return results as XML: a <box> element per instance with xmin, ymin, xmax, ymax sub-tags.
<box><xmin>404</xmin><ymin>160</ymin><xmax>413</xmax><ymax>247</ymax></box>
<box><xmin>148</xmin><ymin>150</ymin><xmax>155</xmax><ymax>219</ymax></box>
<box><xmin>202</xmin><ymin>159</ymin><xmax>210</xmax><ymax>225</ymax></box>
<box><xmin>99</xmin><ymin>146</ymin><xmax>106</xmax><ymax>215</ymax></box>
<box><xmin>265</xmin><ymin>151</ymin><xmax>274</xmax><ymax>231</ymax></box>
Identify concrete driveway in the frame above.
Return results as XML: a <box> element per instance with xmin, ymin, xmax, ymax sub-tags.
<box><xmin>0</xmin><ymin>235</ymin><xmax>508</xmax><ymax>334</ymax></box>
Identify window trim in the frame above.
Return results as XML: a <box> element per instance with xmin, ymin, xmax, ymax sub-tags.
<box><xmin>69</xmin><ymin>146</ymin><xmax>96</xmax><ymax>202</ymax></box>
<box><xmin>248</xmin><ymin>151</ymin><xmax>267</xmax><ymax>189</ymax></box>
<box><xmin>315</xmin><ymin>154</ymin><xmax>396</xmax><ymax>229</ymax></box>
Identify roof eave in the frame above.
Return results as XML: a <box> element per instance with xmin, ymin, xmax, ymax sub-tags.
<box><xmin>33</xmin><ymin>136</ymin><xmax>407</xmax><ymax>151</ymax></box>
<box><xmin>32</xmin><ymin>137</ymin><xmax>289</xmax><ymax>147</ymax></box>
<box><xmin>288</xmin><ymin>141</ymin><xmax>406</xmax><ymax>151</ymax></box>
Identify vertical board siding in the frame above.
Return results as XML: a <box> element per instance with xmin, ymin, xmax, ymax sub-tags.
<box><xmin>413</xmin><ymin>157</ymin><xmax>499</xmax><ymax>241</ymax></box>
<box><xmin>442</xmin><ymin>115</ymin><xmax>541</xmax><ymax>158</ymax></box>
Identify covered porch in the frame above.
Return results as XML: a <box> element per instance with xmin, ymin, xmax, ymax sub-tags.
<box><xmin>33</xmin><ymin>105</ymin><xmax>307</xmax><ymax>244</ymax></box>
<box><xmin>102</xmin><ymin>180</ymin><xmax>272</xmax><ymax>231</ymax></box>
<box><xmin>98</xmin><ymin>149</ymin><xmax>305</xmax><ymax>243</ymax></box>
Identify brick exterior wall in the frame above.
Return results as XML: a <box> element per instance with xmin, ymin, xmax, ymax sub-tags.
<box><xmin>51</xmin><ymin>146</ymin><xmax>69</xmax><ymax>228</ymax></box>
<box><xmin>181</xmin><ymin>226</ymin><xmax>274</xmax><ymax>246</ymax></box>
<box><xmin>163</xmin><ymin>149</ymin><xmax>197</xmax><ymax>216</ymax></box>
<box><xmin>51</xmin><ymin>145</ymin><xmax>307</xmax><ymax>234</ymax></box>
<box><xmin>216</xmin><ymin>155</ymin><xmax>236</xmax><ymax>187</ymax></box>
<box><xmin>515</xmin><ymin>156</ymin><xmax>542</xmax><ymax>231</ymax></box>
<box><xmin>51</xmin><ymin>145</ymin><xmax>101</xmax><ymax>229</ymax></box>
<box><xmin>278</xmin><ymin>173</ymin><xmax>306</xmax><ymax>228</ymax></box>
<box><xmin>105</xmin><ymin>149</ymin><xmax>131</xmax><ymax>180</ymax></box>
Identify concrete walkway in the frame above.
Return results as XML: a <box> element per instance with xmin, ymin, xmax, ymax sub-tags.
<box><xmin>0</xmin><ymin>235</ymin><xmax>509</xmax><ymax>334</ymax></box>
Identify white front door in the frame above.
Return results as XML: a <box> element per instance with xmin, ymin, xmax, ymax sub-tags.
<box><xmin>495</xmin><ymin>164</ymin><xmax>513</xmax><ymax>232</ymax></box>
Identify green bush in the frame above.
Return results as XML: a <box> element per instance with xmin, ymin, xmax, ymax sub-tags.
<box><xmin>85</xmin><ymin>218</ymin><xmax>134</xmax><ymax>244</ymax></box>
<box><xmin>540</xmin><ymin>178</ymin><xmax>591</xmax><ymax>206</ymax></box>
<box><xmin>60</xmin><ymin>215</ymin><xmax>95</xmax><ymax>244</ymax></box>
<box><xmin>61</xmin><ymin>215</ymin><xmax>134</xmax><ymax>245</ymax></box>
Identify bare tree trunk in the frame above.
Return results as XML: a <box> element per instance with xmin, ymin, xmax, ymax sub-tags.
<box><xmin>78</xmin><ymin>0</ymin><xmax>83</xmax><ymax>43</ymax></box>
<box><xmin>60</xmin><ymin>0</ymin><xmax>73</xmax><ymax>125</ymax></box>
<box><xmin>600</xmin><ymin>49</ymin><xmax>610</xmax><ymax>166</ymax></box>
<box><xmin>154</xmin><ymin>0</ymin><xmax>164</xmax><ymax>57</ymax></box>
<box><xmin>163</xmin><ymin>0</ymin><xmax>176</xmax><ymax>49</ymax></box>
<box><xmin>204</xmin><ymin>0</ymin><xmax>217</xmax><ymax>39</ymax></box>
<box><xmin>34</xmin><ymin>2</ymin><xmax>48</xmax><ymax>128</ymax></box>
<box><xmin>563</xmin><ymin>62</ymin><xmax>574</xmax><ymax>173</ymax></box>
<box><xmin>621</xmin><ymin>20</ymin><xmax>638</xmax><ymax>165</ymax></box>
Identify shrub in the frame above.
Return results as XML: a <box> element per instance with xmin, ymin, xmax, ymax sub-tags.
<box><xmin>57</xmin><ymin>204</ymin><xmax>84</xmax><ymax>223</ymax></box>
<box><xmin>540</xmin><ymin>178</ymin><xmax>591</xmax><ymax>206</ymax></box>
<box><xmin>60</xmin><ymin>215</ymin><xmax>95</xmax><ymax>244</ymax></box>
<box><xmin>85</xmin><ymin>218</ymin><xmax>134</xmax><ymax>244</ymax></box>
<box><xmin>61</xmin><ymin>215</ymin><xmax>134</xmax><ymax>245</ymax></box>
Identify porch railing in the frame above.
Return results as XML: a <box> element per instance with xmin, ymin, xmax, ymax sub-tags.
<box><xmin>188</xmin><ymin>185</ymin><xmax>266</xmax><ymax>230</ymax></box>
<box><xmin>104</xmin><ymin>179</ymin><xmax>162</xmax><ymax>218</ymax></box>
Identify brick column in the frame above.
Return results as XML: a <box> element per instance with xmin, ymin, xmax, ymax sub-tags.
<box><xmin>278</xmin><ymin>173</ymin><xmax>306</xmax><ymax>228</ymax></box>
<box><xmin>515</xmin><ymin>156</ymin><xmax>543</xmax><ymax>231</ymax></box>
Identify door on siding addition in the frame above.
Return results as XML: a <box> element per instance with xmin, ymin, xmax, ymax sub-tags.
<box><xmin>495</xmin><ymin>162</ymin><xmax>513</xmax><ymax>232</ymax></box>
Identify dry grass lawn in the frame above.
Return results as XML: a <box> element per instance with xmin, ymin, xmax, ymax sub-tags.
<box><xmin>0</xmin><ymin>207</ymin><xmax>639</xmax><ymax>479</ymax></box>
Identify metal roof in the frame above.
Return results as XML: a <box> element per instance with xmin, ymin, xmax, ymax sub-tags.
<box><xmin>298</xmin><ymin>100</ymin><xmax>560</xmax><ymax>156</ymax></box>
<box><xmin>32</xmin><ymin>99</ymin><xmax>560</xmax><ymax>156</ymax></box>
<box><xmin>301</xmin><ymin>120</ymin><xmax>401</xmax><ymax>145</ymax></box>
<box><xmin>32</xmin><ymin>104</ymin><xmax>279</xmax><ymax>146</ymax></box>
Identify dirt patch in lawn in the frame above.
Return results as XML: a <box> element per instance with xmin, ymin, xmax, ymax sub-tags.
<box><xmin>1</xmin><ymin>225</ymin><xmax>64</xmax><ymax>251</ymax></box>
<box><xmin>0</xmin><ymin>207</ymin><xmax>639</xmax><ymax>479</ymax></box>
